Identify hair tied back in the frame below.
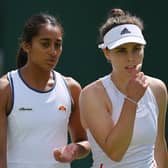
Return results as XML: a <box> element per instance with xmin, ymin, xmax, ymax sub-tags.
<box><xmin>108</xmin><ymin>8</ymin><xmax>125</xmax><ymax>18</ymax></box>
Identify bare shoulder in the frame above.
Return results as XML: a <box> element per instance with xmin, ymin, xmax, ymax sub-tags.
<box><xmin>80</xmin><ymin>79</ymin><xmax>112</xmax><ymax>129</ymax></box>
<box><xmin>63</xmin><ymin>76</ymin><xmax>81</xmax><ymax>92</ymax></box>
<box><xmin>0</xmin><ymin>74</ymin><xmax>10</xmax><ymax>93</ymax></box>
<box><xmin>80</xmin><ymin>79</ymin><xmax>107</xmax><ymax>102</ymax></box>
<box><xmin>147</xmin><ymin>75</ymin><xmax>167</xmax><ymax>95</ymax></box>
<box><xmin>83</xmin><ymin>79</ymin><xmax>103</xmax><ymax>93</ymax></box>
<box><xmin>146</xmin><ymin>75</ymin><xmax>167</xmax><ymax>106</ymax></box>
<box><xmin>0</xmin><ymin>74</ymin><xmax>11</xmax><ymax>114</ymax></box>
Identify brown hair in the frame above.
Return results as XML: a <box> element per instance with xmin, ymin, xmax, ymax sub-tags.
<box><xmin>99</xmin><ymin>8</ymin><xmax>144</xmax><ymax>44</ymax></box>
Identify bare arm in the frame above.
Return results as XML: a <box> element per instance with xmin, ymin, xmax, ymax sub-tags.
<box><xmin>80</xmin><ymin>83</ymin><xmax>138</xmax><ymax>161</ymax></box>
<box><xmin>0</xmin><ymin>101</ymin><xmax>7</xmax><ymax>168</ymax></box>
<box><xmin>67</xmin><ymin>77</ymin><xmax>90</xmax><ymax>159</ymax></box>
<box><xmin>53</xmin><ymin>77</ymin><xmax>90</xmax><ymax>162</ymax></box>
<box><xmin>0</xmin><ymin>75</ymin><xmax>11</xmax><ymax>168</ymax></box>
<box><xmin>80</xmin><ymin>71</ymin><xmax>148</xmax><ymax>161</ymax></box>
<box><xmin>151</xmin><ymin>78</ymin><xmax>168</xmax><ymax>167</ymax></box>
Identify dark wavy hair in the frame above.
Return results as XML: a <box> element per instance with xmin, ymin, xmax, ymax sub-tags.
<box><xmin>16</xmin><ymin>13</ymin><xmax>64</xmax><ymax>68</ymax></box>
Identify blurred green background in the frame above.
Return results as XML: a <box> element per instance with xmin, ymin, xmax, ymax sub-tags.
<box><xmin>0</xmin><ymin>0</ymin><xmax>167</xmax><ymax>167</ymax></box>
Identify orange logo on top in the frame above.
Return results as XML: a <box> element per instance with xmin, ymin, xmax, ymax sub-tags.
<box><xmin>58</xmin><ymin>105</ymin><xmax>66</xmax><ymax>112</ymax></box>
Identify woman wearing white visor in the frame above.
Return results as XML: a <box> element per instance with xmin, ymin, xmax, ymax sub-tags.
<box><xmin>79</xmin><ymin>8</ymin><xmax>168</xmax><ymax>167</ymax></box>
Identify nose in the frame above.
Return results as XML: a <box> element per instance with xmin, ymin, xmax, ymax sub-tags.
<box><xmin>127</xmin><ymin>51</ymin><xmax>135</xmax><ymax>61</ymax></box>
<box><xmin>49</xmin><ymin>45</ymin><xmax>57</xmax><ymax>56</ymax></box>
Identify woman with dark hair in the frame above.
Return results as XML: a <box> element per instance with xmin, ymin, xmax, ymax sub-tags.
<box><xmin>0</xmin><ymin>13</ymin><xmax>90</xmax><ymax>168</ymax></box>
<box><xmin>79</xmin><ymin>8</ymin><xmax>168</xmax><ymax>167</ymax></box>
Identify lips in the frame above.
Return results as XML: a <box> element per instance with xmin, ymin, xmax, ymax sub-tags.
<box><xmin>125</xmin><ymin>65</ymin><xmax>136</xmax><ymax>69</ymax></box>
<box><xmin>46</xmin><ymin>59</ymin><xmax>57</xmax><ymax>67</ymax></box>
<box><xmin>125</xmin><ymin>65</ymin><xmax>136</xmax><ymax>73</ymax></box>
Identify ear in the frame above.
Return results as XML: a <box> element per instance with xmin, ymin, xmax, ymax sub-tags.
<box><xmin>102</xmin><ymin>48</ymin><xmax>111</xmax><ymax>61</ymax></box>
<box><xmin>21</xmin><ymin>42</ymin><xmax>31</xmax><ymax>54</ymax></box>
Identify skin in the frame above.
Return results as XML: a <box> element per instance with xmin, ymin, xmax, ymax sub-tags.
<box><xmin>80</xmin><ymin>43</ymin><xmax>168</xmax><ymax>167</ymax></box>
<box><xmin>0</xmin><ymin>23</ymin><xmax>90</xmax><ymax>168</ymax></box>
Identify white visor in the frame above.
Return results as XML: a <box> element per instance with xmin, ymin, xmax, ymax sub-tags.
<box><xmin>98</xmin><ymin>24</ymin><xmax>146</xmax><ymax>50</ymax></box>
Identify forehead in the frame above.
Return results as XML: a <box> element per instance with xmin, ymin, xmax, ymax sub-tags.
<box><xmin>116</xmin><ymin>43</ymin><xmax>143</xmax><ymax>49</ymax></box>
<box><xmin>36</xmin><ymin>23</ymin><xmax>63</xmax><ymax>40</ymax></box>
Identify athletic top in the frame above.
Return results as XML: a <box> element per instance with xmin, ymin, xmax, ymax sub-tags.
<box><xmin>88</xmin><ymin>74</ymin><xmax>159</xmax><ymax>168</ymax></box>
<box><xmin>7</xmin><ymin>69</ymin><xmax>72</xmax><ymax>168</ymax></box>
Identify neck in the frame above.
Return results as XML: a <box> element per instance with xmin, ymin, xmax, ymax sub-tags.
<box><xmin>20</xmin><ymin>66</ymin><xmax>54</xmax><ymax>91</ymax></box>
<box><xmin>111</xmin><ymin>73</ymin><xmax>129</xmax><ymax>95</ymax></box>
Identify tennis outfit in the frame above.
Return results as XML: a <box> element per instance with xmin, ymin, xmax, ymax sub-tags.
<box><xmin>88</xmin><ymin>74</ymin><xmax>158</xmax><ymax>168</ymax></box>
<box><xmin>7</xmin><ymin>70</ymin><xmax>72</xmax><ymax>168</ymax></box>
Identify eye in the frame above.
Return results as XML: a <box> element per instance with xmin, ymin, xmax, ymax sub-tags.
<box><xmin>135</xmin><ymin>47</ymin><xmax>141</xmax><ymax>51</ymax></box>
<box><xmin>41</xmin><ymin>42</ymin><xmax>50</xmax><ymax>48</ymax></box>
<box><xmin>55</xmin><ymin>42</ymin><xmax>62</xmax><ymax>49</ymax></box>
<box><xmin>133</xmin><ymin>46</ymin><xmax>143</xmax><ymax>53</ymax></box>
<box><xmin>115</xmin><ymin>48</ymin><xmax>127</xmax><ymax>53</ymax></box>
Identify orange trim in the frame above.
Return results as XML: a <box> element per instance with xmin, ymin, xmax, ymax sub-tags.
<box><xmin>58</xmin><ymin>105</ymin><xmax>66</xmax><ymax>111</ymax></box>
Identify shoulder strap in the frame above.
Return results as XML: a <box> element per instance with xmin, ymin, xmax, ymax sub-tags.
<box><xmin>62</xmin><ymin>78</ymin><xmax>74</xmax><ymax>111</ymax></box>
<box><xmin>6</xmin><ymin>71</ymin><xmax>14</xmax><ymax>116</ymax></box>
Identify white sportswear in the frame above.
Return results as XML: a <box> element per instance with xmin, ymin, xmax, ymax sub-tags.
<box><xmin>7</xmin><ymin>70</ymin><xmax>72</xmax><ymax>168</ymax></box>
<box><xmin>88</xmin><ymin>74</ymin><xmax>158</xmax><ymax>168</ymax></box>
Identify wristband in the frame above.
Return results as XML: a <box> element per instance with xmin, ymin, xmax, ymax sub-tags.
<box><xmin>125</xmin><ymin>96</ymin><xmax>137</xmax><ymax>105</ymax></box>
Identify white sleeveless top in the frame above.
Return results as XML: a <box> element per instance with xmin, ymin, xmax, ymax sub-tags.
<box><xmin>7</xmin><ymin>70</ymin><xmax>72</xmax><ymax>168</ymax></box>
<box><xmin>88</xmin><ymin>74</ymin><xmax>159</xmax><ymax>168</ymax></box>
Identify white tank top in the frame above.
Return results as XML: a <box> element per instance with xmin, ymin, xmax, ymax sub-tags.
<box><xmin>7</xmin><ymin>70</ymin><xmax>72</xmax><ymax>168</ymax></box>
<box><xmin>88</xmin><ymin>74</ymin><xmax>159</xmax><ymax>168</ymax></box>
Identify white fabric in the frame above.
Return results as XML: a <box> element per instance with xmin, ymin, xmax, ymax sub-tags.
<box><xmin>98</xmin><ymin>24</ymin><xmax>146</xmax><ymax>50</ymax></box>
<box><xmin>88</xmin><ymin>74</ymin><xmax>158</xmax><ymax>168</ymax></box>
<box><xmin>7</xmin><ymin>70</ymin><xmax>72</xmax><ymax>168</ymax></box>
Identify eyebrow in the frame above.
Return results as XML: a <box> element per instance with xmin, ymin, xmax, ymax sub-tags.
<box><xmin>40</xmin><ymin>38</ymin><xmax>62</xmax><ymax>42</ymax></box>
<box><xmin>116</xmin><ymin>44</ymin><xmax>142</xmax><ymax>49</ymax></box>
<box><xmin>113</xmin><ymin>47</ymin><xmax>126</xmax><ymax>51</ymax></box>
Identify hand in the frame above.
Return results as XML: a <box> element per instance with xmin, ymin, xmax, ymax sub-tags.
<box><xmin>126</xmin><ymin>64</ymin><xmax>149</xmax><ymax>102</ymax></box>
<box><xmin>53</xmin><ymin>143</ymin><xmax>79</xmax><ymax>163</ymax></box>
